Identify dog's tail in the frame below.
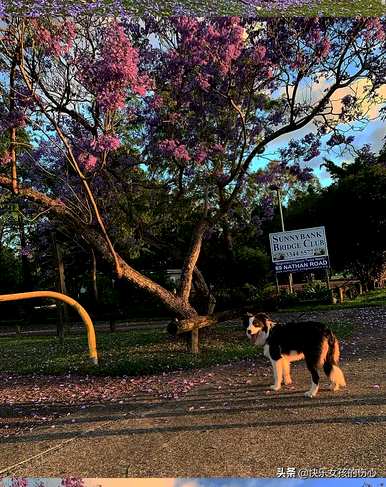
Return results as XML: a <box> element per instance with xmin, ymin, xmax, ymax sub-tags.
<box><xmin>323</xmin><ymin>330</ymin><xmax>346</xmax><ymax>389</ymax></box>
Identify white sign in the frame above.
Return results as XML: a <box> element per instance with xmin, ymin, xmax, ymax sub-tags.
<box><xmin>269</xmin><ymin>226</ymin><xmax>329</xmax><ymax>263</ymax></box>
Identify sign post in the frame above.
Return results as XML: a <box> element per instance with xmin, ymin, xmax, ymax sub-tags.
<box><xmin>269</xmin><ymin>226</ymin><xmax>330</xmax><ymax>287</ymax></box>
<box><xmin>270</xmin><ymin>184</ymin><xmax>293</xmax><ymax>293</ymax></box>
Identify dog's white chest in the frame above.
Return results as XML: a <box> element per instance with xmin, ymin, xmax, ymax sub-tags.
<box><xmin>263</xmin><ymin>344</ymin><xmax>271</xmax><ymax>359</ymax></box>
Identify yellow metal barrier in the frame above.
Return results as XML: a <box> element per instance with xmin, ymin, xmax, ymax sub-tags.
<box><xmin>0</xmin><ymin>291</ymin><xmax>98</xmax><ymax>364</ymax></box>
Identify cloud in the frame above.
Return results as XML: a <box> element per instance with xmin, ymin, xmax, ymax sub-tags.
<box><xmin>331</xmin><ymin>78</ymin><xmax>386</xmax><ymax>120</ymax></box>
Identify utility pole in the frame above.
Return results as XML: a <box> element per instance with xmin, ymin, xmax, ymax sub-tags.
<box><xmin>270</xmin><ymin>185</ymin><xmax>294</xmax><ymax>294</ymax></box>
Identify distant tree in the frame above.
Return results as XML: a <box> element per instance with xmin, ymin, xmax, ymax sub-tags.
<box><xmin>287</xmin><ymin>145</ymin><xmax>386</xmax><ymax>288</ymax></box>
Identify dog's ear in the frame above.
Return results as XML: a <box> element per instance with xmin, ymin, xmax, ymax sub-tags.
<box><xmin>255</xmin><ymin>313</ymin><xmax>275</xmax><ymax>328</ymax></box>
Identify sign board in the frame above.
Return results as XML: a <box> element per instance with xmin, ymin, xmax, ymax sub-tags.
<box><xmin>274</xmin><ymin>256</ymin><xmax>330</xmax><ymax>273</ymax></box>
<box><xmin>269</xmin><ymin>226</ymin><xmax>330</xmax><ymax>274</ymax></box>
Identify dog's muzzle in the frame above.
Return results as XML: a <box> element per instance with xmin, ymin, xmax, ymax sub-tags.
<box><xmin>246</xmin><ymin>329</ymin><xmax>258</xmax><ymax>344</ymax></box>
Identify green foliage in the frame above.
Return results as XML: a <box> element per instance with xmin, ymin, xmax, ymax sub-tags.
<box><xmin>234</xmin><ymin>246</ymin><xmax>270</xmax><ymax>287</ymax></box>
<box><xmin>300</xmin><ymin>280</ymin><xmax>332</xmax><ymax>302</ymax></box>
<box><xmin>0</xmin><ymin>245</ymin><xmax>21</xmax><ymax>292</ymax></box>
<box><xmin>286</xmin><ymin>147</ymin><xmax>386</xmax><ymax>286</ymax></box>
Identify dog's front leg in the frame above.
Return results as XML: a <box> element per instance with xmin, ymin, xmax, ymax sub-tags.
<box><xmin>282</xmin><ymin>358</ymin><xmax>292</xmax><ymax>385</ymax></box>
<box><xmin>270</xmin><ymin>359</ymin><xmax>283</xmax><ymax>391</ymax></box>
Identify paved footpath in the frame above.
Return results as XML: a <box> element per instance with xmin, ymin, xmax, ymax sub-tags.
<box><xmin>0</xmin><ymin>308</ymin><xmax>385</xmax><ymax>477</ymax></box>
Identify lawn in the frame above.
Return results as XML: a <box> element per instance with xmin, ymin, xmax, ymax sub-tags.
<box><xmin>0</xmin><ymin>320</ymin><xmax>353</xmax><ymax>377</ymax></box>
<box><xmin>281</xmin><ymin>288</ymin><xmax>386</xmax><ymax>313</ymax></box>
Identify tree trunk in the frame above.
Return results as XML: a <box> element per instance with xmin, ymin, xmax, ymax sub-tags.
<box><xmin>223</xmin><ymin>222</ymin><xmax>235</xmax><ymax>263</ymax></box>
<box><xmin>91</xmin><ymin>248</ymin><xmax>99</xmax><ymax>305</ymax></box>
<box><xmin>18</xmin><ymin>214</ymin><xmax>32</xmax><ymax>292</ymax></box>
<box><xmin>167</xmin><ymin>309</ymin><xmax>243</xmax><ymax>335</ymax></box>
<box><xmin>179</xmin><ymin>219</ymin><xmax>208</xmax><ymax>304</ymax></box>
<box><xmin>191</xmin><ymin>329</ymin><xmax>199</xmax><ymax>354</ymax></box>
<box><xmin>9</xmin><ymin>53</ymin><xmax>18</xmax><ymax>195</ymax></box>
<box><xmin>192</xmin><ymin>267</ymin><xmax>216</xmax><ymax>315</ymax></box>
<box><xmin>109</xmin><ymin>318</ymin><xmax>116</xmax><ymax>332</ymax></box>
<box><xmin>52</xmin><ymin>232</ymin><xmax>69</xmax><ymax>342</ymax></box>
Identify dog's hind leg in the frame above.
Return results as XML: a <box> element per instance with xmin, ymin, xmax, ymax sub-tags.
<box><xmin>282</xmin><ymin>358</ymin><xmax>292</xmax><ymax>385</ymax></box>
<box><xmin>324</xmin><ymin>334</ymin><xmax>346</xmax><ymax>391</ymax></box>
<box><xmin>324</xmin><ymin>363</ymin><xmax>346</xmax><ymax>391</ymax></box>
<box><xmin>304</xmin><ymin>359</ymin><xmax>320</xmax><ymax>398</ymax></box>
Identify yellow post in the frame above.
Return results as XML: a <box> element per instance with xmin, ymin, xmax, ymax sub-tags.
<box><xmin>0</xmin><ymin>291</ymin><xmax>98</xmax><ymax>364</ymax></box>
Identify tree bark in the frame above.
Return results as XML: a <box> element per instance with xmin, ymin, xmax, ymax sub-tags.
<box><xmin>179</xmin><ymin>219</ymin><xmax>208</xmax><ymax>304</ymax></box>
<box><xmin>91</xmin><ymin>248</ymin><xmax>99</xmax><ymax>305</ymax></box>
<box><xmin>9</xmin><ymin>53</ymin><xmax>18</xmax><ymax>195</ymax></box>
<box><xmin>167</xmin><ymin>308</ymin><xmax>244</xmax><ymax>335</ymax></box>
<box><xmin>17</xmin><ymin>214</ymin><xmax>32</xmax><ymax>292</ymax></box>
<box><xmin>52</xmin><ymin>232</ymin><xmax>69</xmax><ymax>341</ymax></box>
<box><xmin>192</xmin><ymin>267</ymin><xmax>216</xmax><ymax>315</ymax></box>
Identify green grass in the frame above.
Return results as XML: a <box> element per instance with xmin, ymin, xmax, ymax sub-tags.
<box><xmin>280</xmin><ymin>288</ymin><xmax>386</xmax><ymax>313</ymax></box>
<box><xmin>0</xmin><ymin>320</ymin><xmax>353</xmax><ymax>377</ymax></box>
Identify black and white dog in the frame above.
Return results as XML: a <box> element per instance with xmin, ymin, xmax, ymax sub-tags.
<box><xmin>244</xmin><ymin>312</ymin><xmax>346</xmax><ymax>398</ymax></box>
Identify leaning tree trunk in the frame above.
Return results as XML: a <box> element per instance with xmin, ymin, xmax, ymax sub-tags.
<box><xmin>87</xmin><ymin>226</ymin><xmax>200</xmax><ymax>321</ymax></box>
<box><xmin>179</xmin><ymin>219</ymin><xmax>208</xmax><ymax>303</ymax></box>
<box><xmin>178</xmin><ymin>219</ymin><xmax>209</xmax><ymax>352</ymax></box>
<box><xmin>0</xmin><ymin>175</ymin><xmax>207</xmax><ymax>339</ymax></box>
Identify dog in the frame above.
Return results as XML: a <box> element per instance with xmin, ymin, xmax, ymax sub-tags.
<box><xmin>243</xmin><ymin>312</ymin><xmax>346</xmax><ymax>398</ymax></box>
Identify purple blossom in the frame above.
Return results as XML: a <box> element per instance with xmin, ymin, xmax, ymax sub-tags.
<box><xmin>91</xmin><ymin>134</ymin><xmax>121</xmax><ymax>152</ymax></box>
<box><xmin>78</xmin><ymin>22</ymin><xmax>149</xmax><ymax>112</ymax></box>
<box><xmin>20</xmin><ymin>244</ymin><xmax>33</xmax><ymax>258</ymax></box>
<box><xmin>0</xmin><ymin>0</ymin><xmax>323</xmax><ymax>17</ymax></box>
<box><xmin>260</xmin><ymin>195</ymin><xmax>275</xmax><ymax>221</ymax></box>
<box><xmin>158</xmin><ymin>139</ymin><xmax>191</xmax><ymax>162</ymax></box>
<box><xmin>327</xmin><ymin>133</ymin><xmax>354</xmax><ymax>147</ymax></box>
<box><xmin>318</xmin><ymin>37</ymin><xmax>331</xmax><ymax>59</ymax></box>
<box><xmin>79</xmin><ymin>152</ymin><xmax>98</xmax><ymax>171</ymax></box>
<box><xmin>174</xmin><ymin>144</ymin><xmax>190</xmax><ymax>162</ymax></box>
<box><xmin>0</xmin><ymin>152</ymin><xmax>12</xmax><ymax>166</ymax></box>
<box><xmin>194</xmin><ymin>148</ymin><xmax>208</xmax><ymax>164</ymax></box>
<box><xmin>242</xmin><ymin>0</ymin><xmax>321</xmax><ymax>10</ymax></box>
<box><xmin>10</xmin><ymin>479</ymin><xmax>28</xmax><ymax>487</ymax></box>
<box><xmin>61</xmin><ymin>479</ymin><xmax>85</xmax><ymax>487</ymax></box>
<box><xmin>212</xmin><ymin>143</ymin><xmax>225</xmax><ymax>154</ymax></box>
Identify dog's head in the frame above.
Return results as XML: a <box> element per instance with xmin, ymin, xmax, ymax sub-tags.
<box><xmin>244</xmin><ymin>312</ymin><xmax>275</xmax><ymax>346</ymax></box>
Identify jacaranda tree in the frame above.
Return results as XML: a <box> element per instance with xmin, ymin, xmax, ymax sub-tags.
<box><xmin>0</xmin><ymin>16</ymin><xmax>385</xmax><ymax>345</ymax></box>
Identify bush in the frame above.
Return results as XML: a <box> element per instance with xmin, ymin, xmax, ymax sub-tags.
<box><xmin>299</xmin><ymin>280</ymin><xmax>331</xmax><ymax>303</ymax></box>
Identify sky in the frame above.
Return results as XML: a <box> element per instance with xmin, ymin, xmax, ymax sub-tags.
<box><xmin>260</xmin><ymin>116</ymin><xmax>386</xmax><ymax>187</ymax></box>
<box><xmin>256</xmin><ymin>79</ymin><xmax>386</xmax><ymax>187</ymax></box>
